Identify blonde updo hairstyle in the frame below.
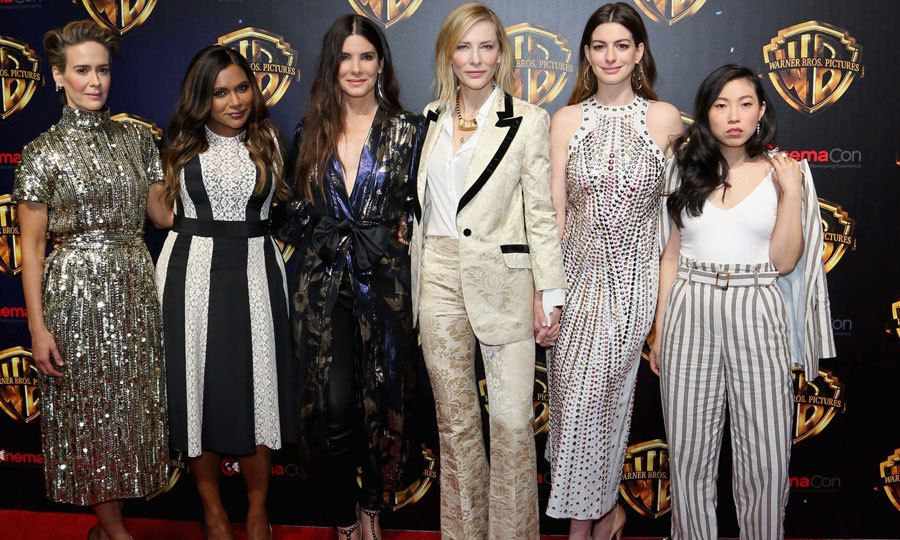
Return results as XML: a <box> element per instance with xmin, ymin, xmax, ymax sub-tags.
<box><xmin>43</xmin><ymin>20</ymin><xmax>119</xmax><ymax>103</ymax></box>
<box><xmin>433</xmin><ymin>2</ymin><xmax>514</xmax><ymax>107</ymax></box>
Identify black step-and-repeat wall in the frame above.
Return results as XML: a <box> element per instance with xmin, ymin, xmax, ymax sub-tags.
<box><xmin>1</xmin><ymin>1</ymin><xmax>899</xmax><ymax>537</ymax></box>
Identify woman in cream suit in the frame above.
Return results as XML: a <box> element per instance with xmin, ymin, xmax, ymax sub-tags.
<box><xmin>409</xmin><ymin>3</ymin><xmax>566</xmax><ymax>539</ymax></box>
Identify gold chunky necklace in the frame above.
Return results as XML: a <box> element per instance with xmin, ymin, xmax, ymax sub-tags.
<box><xmin>455</xmin><ymin>97</ymin><xmax>477</xmax><ymax>132</ymax></box>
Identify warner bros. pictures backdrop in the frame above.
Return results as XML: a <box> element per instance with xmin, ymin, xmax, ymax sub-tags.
<box><xmin>1</xmin><ymin>0</ymin><xmax>899</xmax><ymax>537</ymax></box>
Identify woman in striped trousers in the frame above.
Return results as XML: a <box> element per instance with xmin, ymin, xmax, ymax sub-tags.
<box><xmin>649</xmin><ymin>64</ymin><xmax>834</xmax><ymax>540</ymax></box>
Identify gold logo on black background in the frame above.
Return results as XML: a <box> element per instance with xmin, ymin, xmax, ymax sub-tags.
<box><xmin>358</xmin><ymin>445</ymin><xmax>437</xmax><ymax>509</ymax></box>
<box><xmin>880</xmin><ymin>449</ymin><xmax>900</xmax><ymax>512</ymax></box>
<box><xmin>74</xmin><ymin>0</ymin><xmax>157</xmax><ymax>35</ymax></box>
<box><xmin>763</xmin><ymin>21</ymin><xmax>863</xmax><ymax>116</ymax></box>
<box><xmin>218</xmin><ymin>28</ymin><xmax>298</xmax><ymax>108</ymax></box>
<box><xmin>619</xmin><ymin>439</ymin><xmax>670</xmax><ymax>517</ymax></box>
<box><xmin>348</xmin><ymin>0</ymin><xmax>423</xmax><ymax>29</ymax></box>
<box><xmin>506</xmin><ymin>23</ymin><xmax>574</xmax><ymax>107</ymax></box>
<box><xmin>792</xmin><ymin>368</ymin><xmax>845</xmax><ymax>443</ymax></box>
<box><xmin>110</xmin><ymin>113</ymin><xmax>162</xmax><ymax>140</ymax></box>
<box><xmin>634</xmin><ymin>0</ymin><xmax>707</xmax><ymax>26</ymax></box>
<box><xmin>0</xmin><ymin>36</ymin><xmax>41</xmax><ymax>121</ymax></box>
<box><xmin>0</xmin><ymin>347</ymin><xmax>40</xmax><ymax>424</ymax></box>
<box><xmin>479</xmin><ymin>359</ymin><xmax>549</xmax><ymax>435</ymax></box>
<box><xmin>0</xmin><ymin>194</ymin><xmax>22</xmax><ymax>276</ymax></box>
<box><xmin>818</xmin><ymin>198</ymin><xmax>855</xmax><ymax>273</ymax></box>
<box><xmin>892</xmin><ymin>300</ymin><xmax>900</xmax><ymax>342</ymax></box>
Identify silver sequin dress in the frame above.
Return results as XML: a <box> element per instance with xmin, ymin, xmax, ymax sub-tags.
<box><xmin>547</xmin><ymin>96</ymin><xmax>666</xmax><ymax>519</ymax></box>
<box><xmin>13</xmin><ymin>106</ymin><xmax>169</xmax><ymax>506</ymax></box>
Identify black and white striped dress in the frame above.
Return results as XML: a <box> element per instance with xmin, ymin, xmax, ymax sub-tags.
<box><xmin>156</xmin><ymin>127</ymin><xmax>293</xmax><ymax>458</ymax></box>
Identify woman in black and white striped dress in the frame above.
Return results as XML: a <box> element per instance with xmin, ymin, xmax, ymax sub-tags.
<box><xmin>151</xmin><ymin>46</ymin><xmax>294</xmax><ymax>540</ymax></box>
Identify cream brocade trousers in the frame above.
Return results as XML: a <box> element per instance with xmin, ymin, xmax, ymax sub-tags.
<box><xmin>418</xmin><ymin>236</ymin><xmax>539</xmax><ymax>540</ymax></box>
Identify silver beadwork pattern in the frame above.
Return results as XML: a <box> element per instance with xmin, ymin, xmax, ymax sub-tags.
<box><xmin>547</xmin><ymin>96</ymin><xmax>666</xmax><ymax>519</ymax></box>
<box><xmin>13</xmin><ymin>106</ymin><xmax>169</xmax><ymax>506</ymax></box>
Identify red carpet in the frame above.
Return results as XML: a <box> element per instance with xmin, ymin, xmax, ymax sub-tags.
<box><xmin>0</xmin><ymin>509</ymin><xmax>585</xmax><ymax>540</ymax></box>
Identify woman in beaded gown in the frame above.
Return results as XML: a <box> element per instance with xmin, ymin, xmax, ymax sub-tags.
<box><xmin>15</xmin><ymin>21</ymin><xmax>168</xmax><ymax>540</ymax></box>
<box><xmin>546</xmin><ymin>4</ymin><xmax>683</xmax><ymax>539</ymax></box>
<box><xmin>153</xmin><ymin>46</ymin><xmax>293</xmax><ymax>540</ymax></box>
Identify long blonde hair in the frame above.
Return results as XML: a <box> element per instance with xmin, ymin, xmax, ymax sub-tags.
<box><xmin>433</xmin><ymin>2</ymin><xmax>514</xmax><ymax>106</ymax></box>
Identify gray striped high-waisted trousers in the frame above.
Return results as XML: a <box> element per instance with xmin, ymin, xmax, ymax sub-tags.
<box><xmin>660</xmin><ymin>257</ymin><xmax>793</xmax><ymax>540</ymax></box>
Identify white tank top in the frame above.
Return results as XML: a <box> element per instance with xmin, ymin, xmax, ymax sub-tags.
<box><xmin>679</xmin><ymin>170</ymin><xmax>777</xmax><ymax>264</ymax></box>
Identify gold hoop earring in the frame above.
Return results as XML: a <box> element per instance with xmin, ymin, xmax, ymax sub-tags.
<box><xmin>582</xmin><ymin>64</ymin><xmax>593</xmax><ymax>91</ymax></box>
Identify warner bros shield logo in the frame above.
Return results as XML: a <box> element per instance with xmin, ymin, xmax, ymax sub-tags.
<box><xmin>792</xmin><ymin>367</ymin><xmax>846</xmax><ymax>444</ymax></box>
<box><xmin>763</xmin><ymin>21</ymin><xmax>863</xmax><ymax>116</ymax></box>
<box><xmin>881</xmin><ymin>449</ymin><xmax>900</xmax><ymax>512</ymax></box>
<box><xmin>619</xmin><ymin>439</ymin><xmax>671</xmax><ymax>517</ymax></box>
<box><xmin>0</xmin><ymin>194</ymin><xmax>22</xmax><ymax>276</ymax></box>
<box><xmin>218</xmin><ymin>28</ymin><xmax>299</xmax><ymax>108</ymax></box>
<box><xmin>74</xmin><ymin>0</ymin><xmax>157</xmax><ymax>35</ymax></box>
<box><xmin>506</xmin><ymin>23</ymin><xmax>575</xmax><ymax>107</ymax></box>
<box><xmin>348</xmin><ymin>0</ymin><xmax>423</xmax><ymax>29</ymax></box>
<box><xmin>0</xmin><ymin>347</ymin><xmax>41</xmax><ymax>423</ymax></box>
<box><xmin>634</xmin><ymin>0</ymin><xmax>707</xmax><ymax>26</ymax></box>
<box><xmin>818</xmin><ymin>198</ymin><xmax>856</xmax><ymax>273</ymax></box>
<box><xmin>0</xmin><ymin>36</ymin><xmax>42</xmax><ymax>121</ymax></box>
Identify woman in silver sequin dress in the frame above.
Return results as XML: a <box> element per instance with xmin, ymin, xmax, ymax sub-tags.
<box><xmin>15</xmin><ymin>21</ymin><xmax>169</xmax><ymax>540</ymax></box>
<box><xmin>545</xmin><ymin>4</ymin><xmax>682</xmax><ymax>538</ymax></box>
<box><xmin>152</xmin><ymin>46</ymin><xmax>293</xmax><ymax>540</ymax></box>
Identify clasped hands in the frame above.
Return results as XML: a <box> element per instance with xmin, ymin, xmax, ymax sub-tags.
<box><xmin>533</xmin><ymin>292</ymin><xmax>562</xmax><ymax>347</ymax></box>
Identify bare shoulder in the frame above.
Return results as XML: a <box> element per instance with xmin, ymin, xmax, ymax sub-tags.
<box><xmin>550</xmin><ymin>104</ymin><xmax>581</xmax><ymax>140</ymax></box>
<box><xmin>647</xmin><ymin>100</ymin><xmax>682</xmax><ymax>125</ymax></box>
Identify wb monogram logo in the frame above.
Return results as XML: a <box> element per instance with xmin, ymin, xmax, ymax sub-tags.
<box><xmin>0</xmin><ymin>194</ymin><xmax>22</xmax><ymax>276</ymax></box>
<box><xmin>506</xmin><ymin>24</ymin><xmax>575</xmax><ymax>107</ymax></box>
<box><xmin>349</xmin><ymin>0</ymin><xmax>423</xmax><ymax>29</ymax></box>
<box><xmin>357</xmin><ymin>445</ymin><xmax>437</xmax><ymax>509</ymax></box>
<box><xmin>818</xmin><ymin>198</ymin><xmax>856</xmax><ymax>273</ymax></box>
<box><xmin>0</xmin><ymin>36</ymin><xmax>41</xmax><ymax>121</ymax></box>
<box><xmin>880</xmin><ymin>449</ymin><xmax>900</xmax><ymax>512</ymax></box>
<box><xmin>110</xmin><ymin>113</ymin><xmax>162</xmax><ymax>140</ymax></box>
<box><xmin>634</xmin><ymin>0</ymin><xmax>707</xmax><ymax>25</ymax></box>
<box><xmin>74</xmin><ymin>0</ymin><xmax>157</xmax><ymax>35</ymax></box>
<box><xmin>0</xmin><ymin>347</ymin><xmax>41</xmax><ymax>424</ymax></box>
<box><xmin>218</xmin><ymin>28</ymin><xmax>299</xmax><ymax>108</ymax></box>
<box><xmin>891</xmin><ymin>300</ymin><xmax>900</xmax><ymax>342</ymax></box>
<box><xmin>763</xmin><ymin>21</ymin><xmax>863</xmax><ymax>116</ymax></box>
<box><xmin>792</xmin><ymin>368</ymin><xmax>845</xmax><ymax>444</ymax></box>
<box><xmin>619</xmin><ymin>439</ymin><xmax>671</xmax><ymax>517</ymax></box>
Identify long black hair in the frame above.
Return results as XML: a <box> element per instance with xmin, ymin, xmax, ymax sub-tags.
<box><xmin>667</xmin><ymin>64</ymin><xmax>776</xmax><ymax>228</ymax></box>
<box><xmin>295</xmin><ymin>15</ymin><xmax>402</xmax><ymax>201</ymax></box>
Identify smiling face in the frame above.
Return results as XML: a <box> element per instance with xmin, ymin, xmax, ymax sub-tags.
<box><xmin>584</xmin><ymin>22</ymin><xmax>643</xmax><ymax>88</ymax></box>
<box><xmin>708</xmin><ymin>77</ymin><xmax>766</xmax><ymax>150</ymax></box>
<box><xmin>337</xmin><ymin>34</ymin><xmax>381</xmax><ymax>100</ymax></box>
<box><xmin>52</xmin><ymin>41</ymin><xmax>110</xmax><ymax>111</ymax></box>
<box><xmin>205</xmin><ymin>63</ymin><xmax>254</xmax><ymax>137</ymax></box>
<box><xmin>451</xmin><ymin>20</ymin><xmax>501</xmax><ymax>92</ymax></box>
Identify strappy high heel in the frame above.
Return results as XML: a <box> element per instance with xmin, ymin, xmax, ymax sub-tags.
<box><xmin>358</xmin><ymin>506</ymin><xmax>380</xmax><ymax>540</ymax></box>
<box><xmin>336</xmin><ymin>520</ymin><xmax>360</xmax><ymax>540</ymax></box>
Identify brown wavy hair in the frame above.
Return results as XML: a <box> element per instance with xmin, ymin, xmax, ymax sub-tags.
<box><xmin>294</xmin><ymin>15</ymin><xmax>402</xmax><ymax>202</ymax></box>
<box><xmin>162</xmin><ymin>45</ymin><xmax>288</xmax><ymax>208</ymax></box>
<box><xmin>568</xmin><ymin>2</ymin><xmax>659</xmax><ymax>105</ymax></box>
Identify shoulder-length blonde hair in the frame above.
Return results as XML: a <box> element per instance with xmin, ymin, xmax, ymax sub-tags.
<box><xmin>433</xmin><ymin>2</ymin><xmax>514</xmax><ymax>107</ymax></box>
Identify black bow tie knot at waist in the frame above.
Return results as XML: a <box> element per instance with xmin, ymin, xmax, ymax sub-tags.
<box><xmin>312</xmin><ymin>216</ymin><xmax>390</xmax><ymax>270</ymax></box>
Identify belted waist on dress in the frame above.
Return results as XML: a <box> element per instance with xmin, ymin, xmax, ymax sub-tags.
<box><xmin>172</xmin><ymin>215</ymin><xmax>271</xmax><ymax>238</ymax></box>
<box><xmin>55</xmin><ymin>230</ymin><xmax>143</xmax><ymax>248</ymax></box>
<box><xmin>312</xmin><ymin>215</ymin><xmax>390</xmax><ymax>271</ymax></box>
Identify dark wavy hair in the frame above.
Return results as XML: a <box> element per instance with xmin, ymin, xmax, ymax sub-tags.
<box><xmin>162</xmin><ymin>46</ymin><xmax>289</xmax><ymax>208</ymax></box>
<box><xmin>667</xmin><ymin>64</ymin><xmax>776</xmax><ymax>228</ymax></box>
<box><xmin>295</xmin><ymin>15</ymin><xmax>402</xmax><ymax>202</ymax></box>
<box><xmin>568</xmin><ymin>2</ymin><xmax>658</xmax><ymax>104</ymax></box>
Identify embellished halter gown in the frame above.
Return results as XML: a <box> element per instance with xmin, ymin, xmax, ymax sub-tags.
<box><xmin>547</xmin><ymin>96</ymin><xmax>666</xmax><ymax>519</ymax></box>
